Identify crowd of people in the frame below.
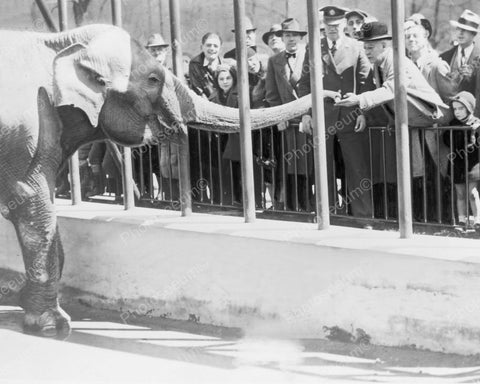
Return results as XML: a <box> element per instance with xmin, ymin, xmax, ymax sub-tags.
<box><xmin>58</xmin><ymin>5</ymin><xmax>480</xmax><ymax>230</ymax></box>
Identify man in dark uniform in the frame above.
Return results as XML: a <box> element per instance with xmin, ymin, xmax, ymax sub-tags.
<box><xmin>298</xmin><ymin>6</ymin><xmax>373</xmax><ymax>218</ymax></box>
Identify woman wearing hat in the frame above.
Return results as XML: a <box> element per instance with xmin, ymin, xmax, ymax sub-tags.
<box><xmin>440</xmin><ymin>9</ymin><xmax>480</xmax><ymax>95</ymax></box>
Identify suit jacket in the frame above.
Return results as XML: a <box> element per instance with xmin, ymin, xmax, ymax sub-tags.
<box><xmin>298</xmin><ymin>37</ymin><xmax>370</xmax><ymax>134</ymax></box>
<box><xmin>265</xmin><ymin>46</ymin><xmax>310</xmax><ymax>175</ymax></box>
<box><xmin>298</xmin><ymin>36</ymin><xmax>371</xmax><ymax>98</ymax></box>
<box><xmin>440</xmin><ymin>44</ymin><xmax>480</xmax><ymax>94</ymax></box>
<box><xmin>359</xmin><ymin>48</ymin><xmax>450</xmax><ymax>177</ymax></box>
<box><xmin>189</xmin><ymin>52</ymin><xmax>223</xmax><ymax>98</ymax></box>
<box><xmin>265</xmin><ymin>46</ymin><xmax>306</xmax><ymax>107</ymax></box>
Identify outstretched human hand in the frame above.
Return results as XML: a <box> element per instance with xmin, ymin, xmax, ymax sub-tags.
<box><xmin>335</xmin><ymin>92</ymin><xmax>360</xmax><ymax>107</ymax></box>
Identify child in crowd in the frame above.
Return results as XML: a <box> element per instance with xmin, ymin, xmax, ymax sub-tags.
<box><xmin>209</xmin><ymin>64</ymin><xmax>241</xmax><ymax>205</ymax></box>
<box><xmin>444</xmin><ymin>91</ymin><xmax>480</xmax><ymax>228</ymax></box>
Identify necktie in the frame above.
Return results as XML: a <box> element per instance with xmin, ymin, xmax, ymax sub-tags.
<box><xmin>330</xmin><ymin>40</ymin><xmax>337</xmax><ymax>57</ymax></box>
<box><xmin>461</xmin><ymin>47</ymin><xmax>467</xmax><ymax>66</ymax></box>
<box><xmin>286</xmin><ymin>52</ymin><xmax>296</xmax><ymax>78</ymax></box>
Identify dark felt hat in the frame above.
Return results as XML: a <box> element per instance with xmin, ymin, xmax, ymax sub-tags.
<box><xmin>275</xmin><ymin>18</ymin><xmax>307</xmax><ymax>36</ymax></box>
<box><xmin>262</xmin><ymin>24</ymin><xmax>282</xmax><ymax>45</ymax></box>
<box><xmin>231</xmin><ymin>17</ymin><xmax>257</xmax><ymax>33</ymax></box>
<box><xmin>358</xmin><ymin>21</ymin><xmax>392</xmax><ymax>41</ymax></box>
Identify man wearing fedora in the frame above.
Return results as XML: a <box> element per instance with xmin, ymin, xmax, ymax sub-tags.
<box><xmin>145</xmin><ymin>33</ymin><xmax>170</xmax><ymax>66</ymax></box>
<box><xmin>265</xmin><ymin>18</ymin><xmax>311</xmax><ymax>211</ymax></box>
<box><xmin>262</xmin><ymin>24</ymin><xmax>285</xmax><ymax>56</ymax></box>
<box><xmin>298</xmin><ymin>6</ymin><xmax>373</xmax><ymax>219</ymax></box>
<box><xmin>336</xmin><ymin>22</ymin><xmax>450</xmax><ymax>213</ymax></box>
<box><xmin>440</xmin><ymin>9</ymin><xmax>480</xmax><ymax>95</ymax></box>
<box><xmin>224</xmin><ymin>17</ymin><xmax>258</xmax><ymax>60</ymax></box>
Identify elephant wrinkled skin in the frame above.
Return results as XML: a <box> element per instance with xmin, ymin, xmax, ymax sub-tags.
<box><xmin>0</xmin><ymin>24</ymin><xmax>311</xmax><ymax>337</ymax></box>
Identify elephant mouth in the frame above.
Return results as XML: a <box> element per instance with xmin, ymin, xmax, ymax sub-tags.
<box><xmin>143</xmin><ymin>114</ymin><xmax>185</xmax><ymax>145</ymax></box>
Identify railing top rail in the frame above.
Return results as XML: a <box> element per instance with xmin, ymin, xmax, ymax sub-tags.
<box><xmin>368</xmin><ymin>125</ymin><xmax>474</xmax><ymax>131</ymax></box>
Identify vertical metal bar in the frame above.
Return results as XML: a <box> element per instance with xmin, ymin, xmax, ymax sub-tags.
<box><xmin>217</xmin><ymin>135</ymin><xmax>224</xmax><ymax>205</ymax></box>
<box><xmin>57</xmin><ymin>0</ymin><xmax>67</xmax><ymax>31</ymax></box>
<box><xmin>281</xmin><ymin>131</ymin><xmax>287</xmax><ymax>210</ymax></box>
<box><xmin>111</xmin><ymin>0</ymin><xmax>134</xmax><ymax>210</ymax></box>
<box><xmin>155</xmin><ymin>146</ymin><xmax>161</xmax><ymax>199</ymax></box>
<box><xmin>391</xmin><ymin>0</ymin><xmax>413</xmax><ymax>238</ymax></box>
<box><xmin>332</xmin><ymin>147</ymin><xmax>337</xmax><ymax>214</ymax></box>
<box><xmin>435</xmin><ymin>127</ymin><xmax>442</xmax><ymax>223</ymax></box>
<box><xmin>382</xmin><ymin>130</ymin><xmax>388</xmax><ymax>220</ymax></box>
<box><xmin>35</xmin><ymin>0</ymin><xmax>58</xmax><ymax>32</ymax></box>
<box><xmin>208</xmin><ymin>133</ymin><xmax>214</xmax><ymax>204</ymax></box>
<box><xmin>229</xmin><ymin>160</ymin><xmax>235</xmax><ymax>205</ymax></box>
<box><xmin>450</xmin><ymin>129</ymin><xmax>455</xmax><ymax>224</ymax></box>
<box><xmin>307</xmin><ymin>0</ymin><xmax>330</xmax><ymax>229</ymax></box>
<box><xmin>465</xmin><ymin>130</ymin><xmax>470</xmax><ymax>226</ymax></box>
<box><xmin>139</xmin><ymin>149</ymin><xmax>146</xmax><ymax>197</ymax></box>
<box><xmin>293</xmin><ymin>129</ymin><xmax>299</xmax><ymax>211</ymax></box>
<box><xmin>197</xmin><ymin>131</ymin><xmax>205</xmax><ymax>202</ymax></box>
<box><xmin>259</xmin><ymin>132</ymin><xmax>266</xmax><ymax>209</ymax></box>
<box><xmin>421</xmin><ymin>130</ymin><xmax>427</xmax><ymax>223</ymax></box>
<box><xmin>233</xmin><ymin>0</ymin><xmax>256</xmax><ymax>222</ymax></box>
<box><xmin>305</xmin><ymin>138</ymin><xmax>310</xmax><ymax>211</ymax></box>
<box><xmin>58</xmin><ymin>0</ymin><xmax>81</xmax><ymax>205</ymax></box>
<box><xmin>368</xmin><ymin>128</ymin><xmax>375</xmax><ymax>218</ymax></box>
<box><xmin>270</xmin><ymin>128</ymin><xmax>276</xmax><ymax>209</ymax></box>
<box><xmin>169</xmin><ymin>0</ymin><xmax>192</xmax><ymax>216</ymax></box>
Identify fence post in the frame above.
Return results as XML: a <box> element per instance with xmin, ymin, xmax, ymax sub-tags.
<box><xmin>306</xmin><ymin>0</ymin><xmax>330</xmax><ymax>229</ymax></box>
<box><xmin>35</xmin><ymin>0</ymin><xmax>58</xmax><ymax>32</ymax></box>
<box><xmin>111</xmin><ymin>0</ymin><xmax>135</xmax><ymax>210</ymax></box>
<box><xmin>391</xmin><ymin>0</ymin><xmax>413</xmax><ymax>238</ymax></box>
<box><xmin>233</xmin><ymin>0</ymin><xmax>256</xmax><ymax>223</ymax></box>
<box><xmin>57</xmin><ymin>0</ymin><xmax>82</xmax><ymax>206</ymax></box>
<box><xmin>169</xmin><ymin>0</ymin><xmax>192</xmax><ymax>216</ymax></box>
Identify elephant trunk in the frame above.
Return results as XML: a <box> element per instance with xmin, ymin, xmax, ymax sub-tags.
<box><xmin>171</xmin><ymin>76</ymin><xmax>312</xmax><ymax>133</ymax></box>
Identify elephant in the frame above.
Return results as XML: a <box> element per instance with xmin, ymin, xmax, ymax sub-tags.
<box><xmin>0</xmin><ymin>24</ymin><xmax>311</xmax><ymax>337</ymax></box>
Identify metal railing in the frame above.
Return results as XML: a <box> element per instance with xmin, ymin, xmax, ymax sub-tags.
<box><xmin>108</xmin><ymin>124</ymin><xmax>475</xmax><ymax>233</ymax></box>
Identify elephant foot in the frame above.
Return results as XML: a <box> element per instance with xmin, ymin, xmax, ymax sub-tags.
<box><xmin>23</xmin><ymin>306</ymin><xmax>71</xmax><ymax>339</ymax></box>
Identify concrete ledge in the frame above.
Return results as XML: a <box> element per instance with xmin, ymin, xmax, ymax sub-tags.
<box><xmin>2</xmin><ymin>200</ymin><xmax>480</xmax><ymax>355</ymax></box>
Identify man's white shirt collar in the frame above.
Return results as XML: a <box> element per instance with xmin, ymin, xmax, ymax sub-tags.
<box><xmin>327</xmin><ymin>37</ymin><xmax>342</xmax><ymax>50</ymax></box>
<box><xmin>203</xmin><ymin>56</ymin><xmax>219</xmax><ymax>70</ymax></box>
<box><xmin>457</xmin><ymin>43</ymin><xmax>475</xmax><ymax>66</ymax></box>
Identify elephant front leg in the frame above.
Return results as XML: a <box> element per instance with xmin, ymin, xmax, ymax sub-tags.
<box><xmin>9</xmin><ymin>180</ymin><xmax>71</xmax><ymax>338</ymax></box>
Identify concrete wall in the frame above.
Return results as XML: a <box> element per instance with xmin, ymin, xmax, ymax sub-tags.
<box><xmin>2</xmin><ymin>203</ymin><xmax>480</xmax><ymax>355</ymax></box>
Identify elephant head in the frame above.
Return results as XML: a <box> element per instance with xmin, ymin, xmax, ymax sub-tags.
<box><xmin>51</xmin><ymin>25</ymin><xmax>311</xmax><ymax>151</ymax></box>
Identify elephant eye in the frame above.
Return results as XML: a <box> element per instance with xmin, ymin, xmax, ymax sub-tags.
<box><xmin>148</xmin><ymin>73</ymin><xmax>161</xmax><ymax>84</ymax></box>
<box><xmin>95</xmin><ymin>75</ymin><xmax>107</xmax><ymax>86</ymax></box>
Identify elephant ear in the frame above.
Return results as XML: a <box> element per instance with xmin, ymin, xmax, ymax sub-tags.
<box><xmin>53</xmin><ymin>43</ymin><xmax>106</xmax><ymax>128</ymax></box>
<box><xmin>52</xmin><ymin>29</ymin><xmax>132</xmax><ymax>127</ymax></box>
